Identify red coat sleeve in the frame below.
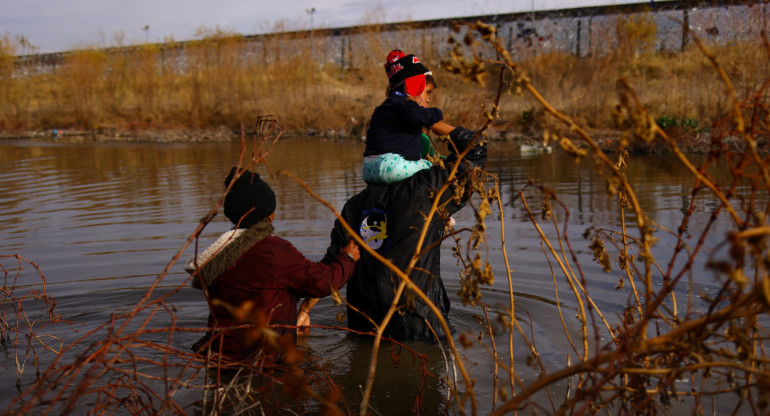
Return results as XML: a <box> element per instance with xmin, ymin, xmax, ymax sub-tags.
<box><xmin>268</xmin><ymin>237</ymin><xmax>356</xmax><ymax>297</ymax></box>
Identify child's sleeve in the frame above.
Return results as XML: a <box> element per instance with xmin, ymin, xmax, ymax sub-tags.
<box><xmin>405</xmin><ymin>101</ymin><xmax>443</xmax><ymax>128</ymax></box>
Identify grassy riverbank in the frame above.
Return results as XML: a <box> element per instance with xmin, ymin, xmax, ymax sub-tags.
<box><xmin>1</xmin><ymin>21</ymin><xmax>768</xmax><ymax>150</ymax></box>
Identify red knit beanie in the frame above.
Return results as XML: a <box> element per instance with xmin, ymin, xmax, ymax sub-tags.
<box><xmin>384</xmin><ymin>49</ymin><xmax>431</xmax><ymax>97</ymax></box>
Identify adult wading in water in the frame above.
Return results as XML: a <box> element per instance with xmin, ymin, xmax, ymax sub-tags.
<box><xmin>185</xmin><ymin>167</ymin><xmax>360</xmax><ymax>363</ymax></box>
<box><xmin>307</xmin><ymin>126</ymin><xmax>486</xmax><ymax>341</ymax></box>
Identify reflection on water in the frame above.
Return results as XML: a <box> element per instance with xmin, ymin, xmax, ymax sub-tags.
<box><xmin>0</xmin><ymin>136</ymin><xmax>749</xmax><ymax>413</ymax></box>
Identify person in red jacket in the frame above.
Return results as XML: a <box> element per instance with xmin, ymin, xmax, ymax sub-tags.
<box><xmin>186</xmin><ymin>167</ymin><xmax>359</xmax><ymax>363</ymax></box>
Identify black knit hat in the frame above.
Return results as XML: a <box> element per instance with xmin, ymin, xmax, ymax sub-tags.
<box><xmin>223</xmin><ymin>167</ymin><xmax>276</xmax><ymax>228</ymax></box>
<box><xmin>384</xmin><ymin>49</ymin><xmax>431</xmax><ymax>92</ymax></box>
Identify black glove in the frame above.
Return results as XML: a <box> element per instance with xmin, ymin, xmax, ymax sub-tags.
<box><xmin>449</xmin><ymin>126</ymin><xmax>487</xmax><ymax>169</ymax></box>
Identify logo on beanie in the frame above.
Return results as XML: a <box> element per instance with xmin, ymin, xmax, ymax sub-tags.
<box><xmin>359</xmin><ymin>208</ymin><xmax>391</xmax><ymax>252</ymax></box>
<box><xmin>386</xmin><ymin>63</ymin><xmax>403</xmax><ymax>79</ymax></box>
<box><xmin>384</xmin><ymin>51</ymin><xmax>430</xmax><ymax>89</ymax></box>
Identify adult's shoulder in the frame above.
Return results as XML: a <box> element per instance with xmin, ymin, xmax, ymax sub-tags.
<box><xmin>265</xmin><ymin>235</ymin><xmax>293</xmax><ymax>247</ymax></box>
<box><xmin>252</xmin><ymin>235</ymin><xmax>299</xmax><ymax>256</ymax></box>
<box><xmin>342</xmin><ymin>166</ymin><xmax>450</xmax><ymax>207</ymax></box>
<box><xmin>387</xmin><ymin>165</ymin><xmax>450</xmax><ymax>196</ymax></box>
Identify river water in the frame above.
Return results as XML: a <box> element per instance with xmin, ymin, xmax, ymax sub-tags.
<box><xmin>0</xmin><ymin>135</ymin><xmax>756</xmax><ymax>414</ymax></box>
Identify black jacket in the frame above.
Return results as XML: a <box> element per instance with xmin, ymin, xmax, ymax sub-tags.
<box><xmin>364</xmin><ymin>93</ymin><xmax>443</xmax><ymax>160</ymax></box>
<box><xmin>324</xmin><ymin>126</ymin><xmax>487</xmax><ymax>341</ymax></box>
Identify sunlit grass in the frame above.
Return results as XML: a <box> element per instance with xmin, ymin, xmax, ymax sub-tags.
<box><xmin>1</xmin><ymin>15</ymin><xmax>767</xmax><ymax>142</ymax></box>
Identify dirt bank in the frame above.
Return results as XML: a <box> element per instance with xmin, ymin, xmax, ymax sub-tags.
<box><xmin>2</xmin><ymin>125</ymin><xmax>765</xmax><ymax>155</ymax></box>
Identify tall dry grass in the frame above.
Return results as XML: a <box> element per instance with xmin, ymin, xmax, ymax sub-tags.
<box><xmin>1</xmin><ymin>12</ymin><xmax>768</xmax><ymax>141</ymax></box>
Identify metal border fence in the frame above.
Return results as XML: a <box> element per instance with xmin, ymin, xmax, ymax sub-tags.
<box><xmin>13</xmin><ymin>0</ymin><xmax>768</xmax><ymax>73</ymax></box>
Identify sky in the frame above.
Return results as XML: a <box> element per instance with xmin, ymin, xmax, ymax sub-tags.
<box><xmin>1</xmin><ymin>0</ymin><xmax>643</xmax><ymax>54</ymax></box>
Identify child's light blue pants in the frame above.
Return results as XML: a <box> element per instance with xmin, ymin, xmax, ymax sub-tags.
<box><xmin>362</xmin><ymin>153</ymin><xmax>432</xmax><ymax>185</ymax></box>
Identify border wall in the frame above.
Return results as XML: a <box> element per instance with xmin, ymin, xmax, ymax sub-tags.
<box><xmin>14</xmin><ymin>0</ymin><xmax>768</xmax><ymax>74</ymax></box>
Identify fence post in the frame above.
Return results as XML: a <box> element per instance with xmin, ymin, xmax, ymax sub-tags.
<box><xmin>681</xmin><ymin>8</ymin><xmax>689</xmax><ymax>52</ymax></box>
<box><xmin>508</xmin><ymin>26</ymin><xmax>513</xmax><ymax>53</ymax></box>
<box><xmin>576</xmin><ymin>19</ymin><xmax>582</xmax><ymax>57</ymax></box>
<box><xmin>588</xmin><ymin>16</ymin><xmax>593</xmax><ymax>57</ymax></box>
<box><xmin>160</xmin><ymin>46</ymin><xmax>166</xmax><ymax>75</ymax></box>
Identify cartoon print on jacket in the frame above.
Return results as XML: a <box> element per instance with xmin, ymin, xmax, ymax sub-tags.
<box><xmin>359</xmin><ymin>207</ymin><xmax>390</xmax><ymax>251</ymax></box>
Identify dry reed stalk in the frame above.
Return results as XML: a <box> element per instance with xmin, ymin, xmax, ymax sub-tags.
<box><xmin>0</xmin><ymin>254</ymin><xmax>64</xmax><ymax>386</ymax></box>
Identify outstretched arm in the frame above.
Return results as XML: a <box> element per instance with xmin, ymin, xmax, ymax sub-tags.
<box><xmin>297</xmin><ymin>240</ymin><xmax>359</xmax><ymax>334</ymax></box>
<box><xmin>322</xmin><ymin>210</ymin><xmax>355</xmax><ymax>264</ymax></box>
<box><xmin>429</xmin><ymin>120</ymin><xmax>456</xmax><ymax>136</ymax></box>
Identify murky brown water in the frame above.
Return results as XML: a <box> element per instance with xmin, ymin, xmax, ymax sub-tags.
<box><xmin>0</xmin><ymin>136</ymin><xmax>750</xmax><ymax>413</ymax></box>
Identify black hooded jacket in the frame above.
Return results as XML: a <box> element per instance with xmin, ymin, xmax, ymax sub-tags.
<box><xmin>323</xmin><ymin>126</ymin><xmax>487</xmax><ymax>341</ymax></box>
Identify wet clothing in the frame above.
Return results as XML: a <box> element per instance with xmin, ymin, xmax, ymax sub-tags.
<box><xmin>325</xmin><ymin>126</ymin><xmax>487</xmax><ymax>341</ymax></box>
<box><xmin>186</xmin><ymin>221</ymin><xmax>356</xmax><ymax>362</ymax></box>
<box><xmin>363</xmin><ymin>92</ymin><xmax>443</xmax><ymax>184</ymax></box>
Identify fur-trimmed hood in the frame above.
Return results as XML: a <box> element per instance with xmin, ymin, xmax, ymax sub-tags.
<box><xmin>184</xmin><ymin>221</ymin><xmax>274</xmax><ymax>290</ymax></box>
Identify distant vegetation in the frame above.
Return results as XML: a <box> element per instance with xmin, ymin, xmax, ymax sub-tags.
<box><xmin>0</xmin><ymin>10</ymin><xmax>768</xmax><ymax>146</ymax></box>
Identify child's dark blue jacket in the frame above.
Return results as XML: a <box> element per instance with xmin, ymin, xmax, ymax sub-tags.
<box><xmin>364</xmin><ymin>92</ymin><xmax>443</xmax><ymax>161</ymax></box>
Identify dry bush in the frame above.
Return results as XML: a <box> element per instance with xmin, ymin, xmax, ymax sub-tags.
<box><xmin>0</xmin><ymin>37</ymin><xmax>33</xmax><ymax>130</ymax></box>
<box><xmin>439</xmin><ymin>20</ymin><xmax>770</xmax><ymax>414</ymax></box>
<box><xmin>0</xmin><ymin>255</ymin><xmax>64</xmax><ymax>387</ymax></box>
